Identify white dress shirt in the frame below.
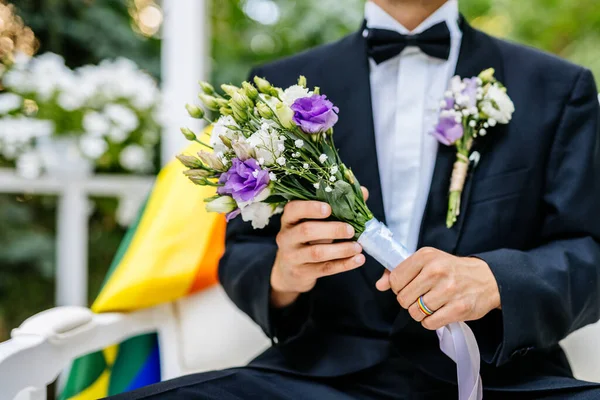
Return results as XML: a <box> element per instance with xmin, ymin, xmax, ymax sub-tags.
<box><xmin>365</xmin><ymin>0</ymin><xmax>462</xmax><ymax>252</ymax></box>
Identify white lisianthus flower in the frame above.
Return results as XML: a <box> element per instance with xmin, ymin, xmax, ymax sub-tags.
<box><xmin>241</xmin><ymin>202</ymin><xmax>276</xmax><ymax>229</ymax></box>
<box><xmin>247</xmin><ymin>124</ymin><xmax>283</xmax><ymax>166</ymax></box>
<box><xmin>0</xmin><ymin>93</ymin><xmax>22</xmax><ymax>114</ymax></box>
<box><xmin>211</xmin><ymin>115</ymin><xmax>239</xmax><ymax>154</ymax></box>
<box><xmin>275</xmin><ymin>103</ymin><xmax>295</xmax><ymax>129</ymax></box>
<box><xmin>206</xmin><ymin>196</ymin><xmax>237</xmax><ymax>213</ymax></box>
<box><xmin>481</xmin><ymin>85</ymin><xmax>515</xmax><ymax>124</ymax></box>
<box><xmin>281</xmin><ymin>85</ymin><xmax>312</xmax><ymax>106</ymax></box>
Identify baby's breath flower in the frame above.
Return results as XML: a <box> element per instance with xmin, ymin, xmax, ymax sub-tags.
<box><xmin>276</xmin><ymin>156</ymin><xmax>286</xmax><ymax>166</ymax></box>
<box><xmin>325</xmin><ymin>186</ymin><xmax>333</xmax><ymax>193</ymax></box>
<box><xmin>479</xmin><ymin>129</ymin><xmax>487</xmax><ymax>136</ymax></box>
<box><xmin>319</xmin><ymin>154</ymin><xmax>328</xmax><ymax>163</ymax></box>
<box><xmin>269</xmin><ymin>172</ymin><xmax>277</xmax><ymax>181</ymax></box>
<box><xmin>313</xmin><ymin>182</ymin><xmax>320</xmax><ymax>189</ymax></box>
<box><xmin>258</xmin><ymin>157</ymin><xmax>265</xmax><ymax>165</ymax></box>
<box><xmin>469</xmin><ymin>120</ymin><xmax>477</xmax><ymax>128</ymax></box>
<box><xmin>295</xmin><ymin>139</ymin><xmax>304</xmax><ymax>148</ymax></box>
<box><xmin>277</xmin><ymin>143</ymin><xmax>285</xmax><ymax>152</ymax></box>
<box><xmin>252</xmin><ymin>170</ymin><xmax>259</xmax><ymax>178</ymax></box>
<box><xmin>303</xmin><ymin>163</ymin><xmax>309</xmax><ymax>169</ymax></box>
<box><xmin>329</xmin><ymin>175</ymin><xmax>336</xmax><ymax>182</ymax></box>
<box><xmin>330</xmin><ymin>165</ymin><xmax>338</xmax><ymax>174</ymax></box>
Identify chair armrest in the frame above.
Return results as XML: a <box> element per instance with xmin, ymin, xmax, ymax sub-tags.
<box><xmin>0</xmin><ymin>305</ymin><xmax>170</xmax><ymax>400</ymax></box>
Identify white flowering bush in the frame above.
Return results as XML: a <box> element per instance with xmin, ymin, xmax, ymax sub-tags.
<box><xmin>0</xmin><ymin>52</ymin><xmax>161</xmax><ymax>176</ymax></box>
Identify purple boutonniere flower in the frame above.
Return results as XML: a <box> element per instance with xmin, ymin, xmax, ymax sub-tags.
<box><xmin>218</xmin><ymin>158</ymin><xmax>270</xmax><ymax>203</ymax></box>
<box><xmin>291</xmin><ymin>94</ymin><xmax>339</xmax><ymax>133</ymax></box>
<box><xmin>432</xmin><ymin>115</ymin><xmax>464</xmax><ymax>146</ymax></box>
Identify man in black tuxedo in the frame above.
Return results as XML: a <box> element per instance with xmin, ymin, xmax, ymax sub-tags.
<box><xmin>114</xmin><ymin>0</ymin><xmax>600</xmax><ymax>399</ymax></box>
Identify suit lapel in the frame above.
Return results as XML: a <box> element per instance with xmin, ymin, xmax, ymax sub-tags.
<box><xmin>418</xmin><ymin>19</ymin><xmax>506</xmax><ymax>254</ymax></box>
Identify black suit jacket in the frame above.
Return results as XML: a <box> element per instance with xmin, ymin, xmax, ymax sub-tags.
<box><xmin>218</xmin><ymin>20</ymin><xmax>600</xmax><ymax>393</ymax></box>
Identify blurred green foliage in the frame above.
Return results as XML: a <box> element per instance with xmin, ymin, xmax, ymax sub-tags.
<box><xmin>2</xmin><ymin>0</ymin><xmax>599</xmax><ymax>341</ymax></box>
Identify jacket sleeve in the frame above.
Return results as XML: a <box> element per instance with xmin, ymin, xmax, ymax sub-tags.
<box><xmin>217</xmin><ymin>68</ymin><xmax>312</xmax><ymax>343</ymax></box>
<box><xmin>471</xmin><ymin>68</ymin><xmax>600</xmax><ymax>366</ymax></box>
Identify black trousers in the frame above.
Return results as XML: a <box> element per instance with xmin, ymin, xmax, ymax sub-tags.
<box><xmin>106</xmin><ymin>356</ymin><xmax>600</xmax><ymax>400</ymax></box>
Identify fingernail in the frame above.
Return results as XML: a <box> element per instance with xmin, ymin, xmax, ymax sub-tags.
<box><xmin>346</xmin><ymin>225</ymin><xmax>355</xmax><ymax>236</ymax></box>
<box><xmin>321</xmin><ymin>204</ymin><xmax>330</xmax><ymax>216</ymax></box>
<box><xmin>353</xmin><ymin>254</ymin><xmax>365</xmax><ymax>265</ymax></box>
<box><xmin>353</xmin><ymin>242</ymin><xmax>362</xmax><ymax>252</ymax></box>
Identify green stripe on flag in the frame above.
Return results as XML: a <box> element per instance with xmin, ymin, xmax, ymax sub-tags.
<box><xmin>60</xmin><ymin>198</ymin><xmax>149</xmax><ymax>398</ymax></box>
<box><xmin>99</xmin><ymin>198</ymin><xmax>148</xmax><ymax>290</ymax></box>
<box><xmin>59</xmin><ymin>351</ymin><xmax>107</xmax><ymax>400</ymax></box>
<box><xmin>108</xmin><ymin>333</ymin><xmax>158</xmax><ymax>395</ymax></box>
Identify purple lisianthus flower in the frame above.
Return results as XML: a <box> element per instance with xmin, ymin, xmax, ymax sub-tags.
<box><xmin>462</xmin><ymin>77</ymin><xmax>478</xmax><ymax>108</ymax></box>
<box><xmin>443</xmin><ymin>96</ymin><xmax>455</xmax><ymax>110</ymax></box>
<box><xmin>432</xmin><ymin>115</ymin><xmax>464</xmax><ymax>146</ymax></box>
<box><xmin>218</xmin><ymin>158</ymin><xmax>270</xmax><ymax>203</ymax></box>
<box><xmin>226</xmin><ymin>208</ymin><xmax>241</xmax><ymax>221</ymax></box>
<box><xmin>291</xmin><ymin>94</ymin><xmax>339</xmax><ymax>133</ymax></box>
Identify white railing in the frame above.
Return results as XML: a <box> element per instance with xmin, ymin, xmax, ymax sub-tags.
<box><xmin>0</xmin><ymin>168</ymin><xmax>154</xmax><ymax>307</ymax></box>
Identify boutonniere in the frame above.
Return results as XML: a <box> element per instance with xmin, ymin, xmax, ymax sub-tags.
<box><xmin>432</xmin><ymin>68</ymin><xmax>515</xmax><ymax>228</ymax></box>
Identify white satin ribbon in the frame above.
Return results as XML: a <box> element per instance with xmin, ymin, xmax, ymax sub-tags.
<box><xmin>358</xmin><ymin>218</ymin><xmax>483</xmax><ymax>400</ymax></box>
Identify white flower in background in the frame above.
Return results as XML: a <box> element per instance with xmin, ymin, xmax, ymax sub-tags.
<box><xmin>281</xmin><ymin>85</ymin><xmax>311</xmax><ymax>106</ymax></box>
<box><xmin>79</xmin><ymin>134</ymin><xmax>108</xmax><ymax>159</ymax></box>
<box><xmin>247</xmin><ymin>123</ymin><xmax>284</xmax><ymax>165</ymax></box>
<box><xmin>0</xmin><ymin>116</ymin><xmax>54</xmax><ymax>159</ymax></box>
<box><xmin>481</xmin><ymin>85</ymin><xmax>515</xmax><ymax>124</ymax></box>
<box><xmin>211</xmin><ymin>115</ymin><xmax>239</xmax><ymax>154</ymax></box>
<box><xmin>119</xmin><ymin>144</ymin><xmax>151</xmax><ymax>172</ymax></box>
<box><xmin>319</xmin><ymin>154</ymin><xmax>328</xmax><ymax>163</ymax></box>
<box><xmin>57</xmin><ymin>91</ymin><xmax>85</xmax><ymax>111</ymax></box>
<box><xmin>104</xmin><ymin>104</ymin><xmax>139</xmax><ymax>132</ymax></box>
<box><xmin>241</xmin><ymin>202</ymin><xmax>276</xmax><ymax>229</ymax></box>
<box><xmin>82</xmin><ymin>111</ymin><xmax>111</xmax><ymax>136</ymax></box>
<box><xmin>0</xmin><ymin>93</ymin><xmax>22</xmax><ymax>115</ymax></box>
<box><xmin>107</xmin><ymin>128</ymin><xmax>129</xmax><ymax>143</ymax></box>
<box><xmin>16</xmin><ymin>151</ymin><xmax>42</xmax><ymax>179</ymax></box>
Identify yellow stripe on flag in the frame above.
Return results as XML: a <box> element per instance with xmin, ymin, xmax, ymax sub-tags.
<box><xmin>67</xmin><ymin>370</ymin><xmax>110</xmax><ymax>400</ymax></box>
<box><xmin>92</xmin><ymin>142</ymin><xmax>225</xmax><ymax>313</ymax></box>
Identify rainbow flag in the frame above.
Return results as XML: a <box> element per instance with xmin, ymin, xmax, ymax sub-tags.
<box><xmin>60</xmin><ymin>142</ymin><xmax>226</xmax><ymax>399</ymax></box>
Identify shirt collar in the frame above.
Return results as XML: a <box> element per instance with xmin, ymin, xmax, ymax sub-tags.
<box><xmin>365</xmin><ymin>0</ymin><xmax>460</xmax><ymax>37</ymax></box>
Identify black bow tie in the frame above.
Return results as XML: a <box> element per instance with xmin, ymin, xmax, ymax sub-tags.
<box><xmin>364</xmin><ymin>21</ymin><xmax>451</xmax><ymax>64</ymax></box>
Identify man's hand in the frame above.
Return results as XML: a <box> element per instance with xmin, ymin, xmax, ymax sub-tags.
<box><xmin>376</xmin><ymin>247</ymin><xmax>501</xmax><ymax>330</ymax></box>
<box><xmin>270</xmin><ymin>188</ymin><xmax>369</xmax><ymax>308</ymax></box>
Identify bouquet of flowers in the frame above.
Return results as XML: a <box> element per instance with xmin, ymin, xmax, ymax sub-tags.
<box><xmin>177</xmin><ymin>76</ymin><xmax>374</xmax><ymax>235</ymax></box>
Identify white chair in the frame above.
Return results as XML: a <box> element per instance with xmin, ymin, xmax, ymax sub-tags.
<box><xmin>0</xmin><ymin>285</ymin><xmax>270</xmax><ymax>400</ymax></box>
<box><xmin>1</xmin><ymin>285</ymin><xmax>600</xmax><ymax>400</ymax></box>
